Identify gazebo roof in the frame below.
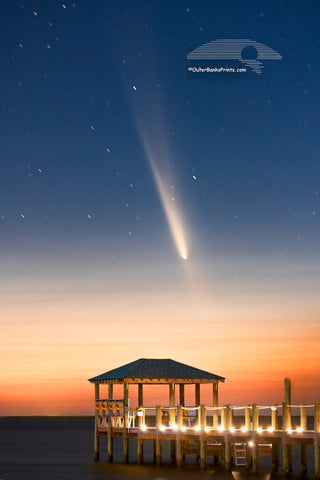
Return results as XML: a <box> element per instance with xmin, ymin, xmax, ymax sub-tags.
<box><xmin>88</xmin><ymin>358</ymin><xmax>225</xmax><ymax>384</ymax></box>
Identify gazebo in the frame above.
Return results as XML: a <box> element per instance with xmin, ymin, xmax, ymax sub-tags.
<box><xmin>89</xmin><ymin>358</ymin><xmax>225</xmax><ymax>461</ymax></box>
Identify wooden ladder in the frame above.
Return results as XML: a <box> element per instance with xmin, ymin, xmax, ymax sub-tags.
<box><xmin>233</xmin><ymin>443</ymin><xmax>247</xmax><ymax>466</ymax></box>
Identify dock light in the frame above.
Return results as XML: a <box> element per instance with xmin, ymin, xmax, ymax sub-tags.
<box><xmin>296</xmin><ymin>427</ymin><xmax>303</xmax><ymax>433</ymax></box>
<box><xmin>140</xmin><ymin>424</ymin><xmax>147</xmax><ymax>432</ymax></box>
<box><xmin>287</xmin><ymin>428</ymin><xmax>293</xmax><ymax>434</ymax></box>
<box><xmin>267</xmin><ymin>427</ymin><xmax>274</xmax><ymax>433</ymax></box>
<box><xmin>248</xmin><ymin>441</ymin><xmax>254</xmax><ymax>447</ymax></box>
<box><xmin>205</xmin><ymin>427</ymin><xmax>210</xmax><ymax>433</ymax></box>
<box><xmin>171</xmin><ymin>424</ymin><xmax>178</xmax><ymax>431</ymax></box>
<box><xmin>257</xmin><ymin>427</ymin><xmax>263</xmax><ymax>434</ymax></box>
<box><xmin>229</xmin><ymin>427</ymin><xmax>235</xmax><ymax>433</ymax></box>
<box><xmin>218</xmin><ymin>426</ymin><xmax>224</xmax><ymax>432</ymax></box>
<box><xmin>194</xmin><ymin>425</ymin><xmax>201</xmax><ymax>432</ymax></box>
<box><xmin>181</xmin><ymin>426</ymin><xmax>186</xmax><ymax>432</ymax></box>
<box><xmin>159</xmin><ymin>425</ymin><xmax>166</xmax><ymax>432</ymax></box>
<box><xmin>241</xmin><ymin>426</ymin><xmax>248</xmax><ymax>433</ymax></box>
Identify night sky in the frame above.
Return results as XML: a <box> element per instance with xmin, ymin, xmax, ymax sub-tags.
<box><xmin>1</xmin><ymin>1</ymin><xmax>320</xmax><ymax>414</ymax></box>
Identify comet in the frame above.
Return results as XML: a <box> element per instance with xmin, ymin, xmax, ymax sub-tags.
<box><xmin>144</xmin><ymin>148</ymin><xmax>188</xmax><ymax>261</ymax></box>
<box><xmin>130</xmin><ymin>88</ymin><xmax>188</xmax><ymax>260</ymax></box>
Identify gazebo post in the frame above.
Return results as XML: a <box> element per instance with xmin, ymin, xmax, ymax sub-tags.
<box><xmin>138</xmin><ymin>384</ymin><xmax>143</xmax><ymax>407</ymax></box>
<box><xmin>169</xmin><ymin>383</ymin><xmax>176</xmax><ymax>462</ymax></box>
<box><xmin>195</xmin><ymin>383</ymin><xmax>200</xmax><ymax>426</ymax></box>
<box><xmin>94</xmin><ymin>383</ymin><xmax>100</xmax><ymax>461</ymax></box>
<box><xmin>212</xmin><ymin>381</ymin><xmax>219</xmax><ymax>463</ymax></box>
<box><xmin>123</xmin><ymin>382</ymin><xmax>129</xmax><ymax>463</ymax></box>
<box><xmin>156</xmin><ymin>405</ymin><xmax>162</xmax><ymax>466</ymax></box>
<box><xmin>176</xmin><ymin>405</ymin><xmax>183</xmax><ymax>467</ymax></box>
<box><xmin>169</xmin><ymin>383</ymin><xmax>175</xmax><ymax>424</ymax></box>
<box><xmin>108</xmin><ymin>383</ymin><xmax>113</xmax><ymax>400</ymax></box>
<box><xmin>138</xmin><ymin>383</ymin><xmax>144</xmax><ymax>464</ymax></box>
<box><xmin>107</xmin><ymin>381</ymin><xmax>114</xmax><ymax>462</ymax></box>
<box><xmin>213</xmin><ymin>381</ymin><xmax>219</xmax><ymax>428</ymax></box>
<box><xmin>195</xmin><ymin>383</ymin><xmax>200</xmax><ymax>406</ymax></box>
<box><xmin>179</xmin><ymin>384</ymin><xmax>185</xmax><ymax>406</ymax></box>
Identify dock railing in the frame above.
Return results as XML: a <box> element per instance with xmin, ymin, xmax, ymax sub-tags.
<box><xmin>95</xmin><ymin>400</ymin><xmax>320</xmax><ymax>476</ymax></box>
<box><xmin>96</xmin><ymin>400</ymin><xmax>318</xmax><ymax>435</ymax></box>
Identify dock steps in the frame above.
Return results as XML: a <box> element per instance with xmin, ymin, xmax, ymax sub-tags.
<box><xmin>233</xmin><ymin>442</ymin><xmax>247</xmax><ymax>466</ymax></box>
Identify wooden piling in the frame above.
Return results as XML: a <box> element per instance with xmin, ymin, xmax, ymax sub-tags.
<box><xmin>315</xmin><ymin>402</ymin><xmax>320</xmax><ymax>479</ymax></box>
<box><xmin>221</xmin><ymin>406</ymin><xmax>226</xmax><ymax>429</ymax></box>
<box><xmin>137</xmin><ymin>384</ymin><xmax>143</xmax><ymax>463</ymax></box>
<box><xmin>220</xmin><ymin>406</ymin><xmax>226</xmax><ymax>467</ymax></box>
<box><xmin>301</xmin><ymin>404</ymin><xmax>307</xmax><ymax>431</ymax></box>
<box><xmin>176</xmin><ymin>405</ymin><xmax>183</xmax><ymax>467</ymax></box>
<box><xmin>224</xmin><ymin>405</ymin><xmax>232</xmax><ymax>472</ymax></box>
<box><xmin>200</xmin><ymin>405</ymin><xmax>207</xmax><ymax>469</ymax></box>
<box><xmin>282</xmin><ymin>402</ymin><xmax>292</xmax><ymax>474</ymax></box>
<box><xmin>271</xmin><ymin>405</ymin><xmax>279</xmax><ymax>472</ymax></box>
<box><xmin>251</xmin><ymin>404</ymin><xmax>259</xmax><ymax>475</ymax></box>
<box><xmin>169</xmin><ymin>383</ymin><xmax>176</xmax><ymax>462</ymax></box>
<box><xmin>213</xmin><ymin>383</ymin><xmax>219</xmax><ymax>428</ymax></box>
<box><xmin>156</xmin><ymin>405</ymin><xmax>162</xmax><ymax>466</ymax></box>
<box><xmin>300</xmin><ymin>404</ymin><xmax>307</xmax><ymax>474</ymax></box>
<box><xmin>301</xmin><ymin>443</ymin><xmax>307</xmax><ymax>475</ymax></box>
<box><xmin>123</xmin><ymin>382</ymin><xmax>129</xmax><ymax>463</ymax></box>
<box><xmin>244</xmin><ymin>405</ymin><xmax>251</xmax><ymax>467</ymax></box>
<box><xmin>284</xmin><ymin>378</ymin><xmax>291</xmax><ymax>405</ymax></box>
<box><xmin>94</xmin><ymin>384</ymin><xmax>100</xmax><ymax>461</ymax></box>
<box><xmin>245</xmin><ymin>405</ymin><xmax>251</xmax><ymax>430</ymax></box>
<box><xmin>137</xmin><ymin>435</ymin><xmax>143</xmax><ymax>464</ymax></box>
<box><xmin>272</xmin><ymin>404</ymin><xmax>278</xmax><ymax>430</ymax></box>
<box><xmin>212</xmin><ymin>385</ymin><xmax>219</xmax><ymax>463</ymax></box>
<box><xmin>283</xmin><ymin>402</ymin><xmax>292</xmax><ymax>431</ymax></box>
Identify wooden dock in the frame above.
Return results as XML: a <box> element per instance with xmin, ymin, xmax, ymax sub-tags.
<box><xmin>94</xmin><ymin>400</ymin><xmax>320</xmax><ymax>476</ymax></box>
<box><xmin>89</xmin><ymin>361</ymin><xmax>319</xmax><ymax>476</ymax></box>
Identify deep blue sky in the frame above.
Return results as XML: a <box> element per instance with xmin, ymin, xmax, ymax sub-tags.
<box><xmin>1</xmin><ymin>0</ymin><xmax>320</xmax><ymax>262</ymax></box>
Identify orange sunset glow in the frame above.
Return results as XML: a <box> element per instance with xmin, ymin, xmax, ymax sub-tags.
<box><xmin>1</xmin><ymin>249</ymin><xmax>320</xmax><ymax>416</ymax></box>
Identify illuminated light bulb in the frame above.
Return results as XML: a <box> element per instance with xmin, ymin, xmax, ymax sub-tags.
<box><xmin>181</xmin><ymin>426</ymin><xmax>186</xmax><ymax>432</ymax></box>
<box><xmin>140</xmin><ymin>424</ymin><xmax>147</xmax><ymax>431</ymax></box>
<box><xmin>267</xmin><ymin>427</ymin><xmax>274</xmax><ymax>433</ymax></box>
<box><xmin>171</xmin><ymin>424</ymin><xmax>178</xmax><ymax>431</ymax></box>
<box><xmin>248</xmin><ymin>441</ymin><xmax>254</xmax><ymax>447</ymax></box>
<box><xmin>159</xmin><ymin>425</ymin><xmax>166</xmax><ymax>432</ymax></box>
<box><xmin>205</xmin><ymin>427</ymin><xmax>210</xmax><ymax>433</ymax></box>
<box><xmin>287</xmin><ymin>428</ymin><xmax>292</xmax><ymax>434</ymax></box>
<box><xmin>257</xmin><ymin>427</ymin><xmax>263</xmax><ymax>433</ymax></box>
<box><xmin>218</xmin><ymin>426</ymin><xmax>224</xmax><ymax>432</ymax></box>
<box><xmin>194</xmin><ymin>425</ymin><xmax>201</xmax><ymax>432</ymax></box>
<box><xmin>296</xmin><ymin>427</ymin><xmax>303</xmax><ymax>433</ymax></box>
<box><xmin>241</xmin><ymin>426</ymin><xmax>248</xmax><ymax>433</ymax></box>
<box><xmin>229</xmin><ymin>427</ymin><xmax>235</xmax><ymax>433</ymax></box>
